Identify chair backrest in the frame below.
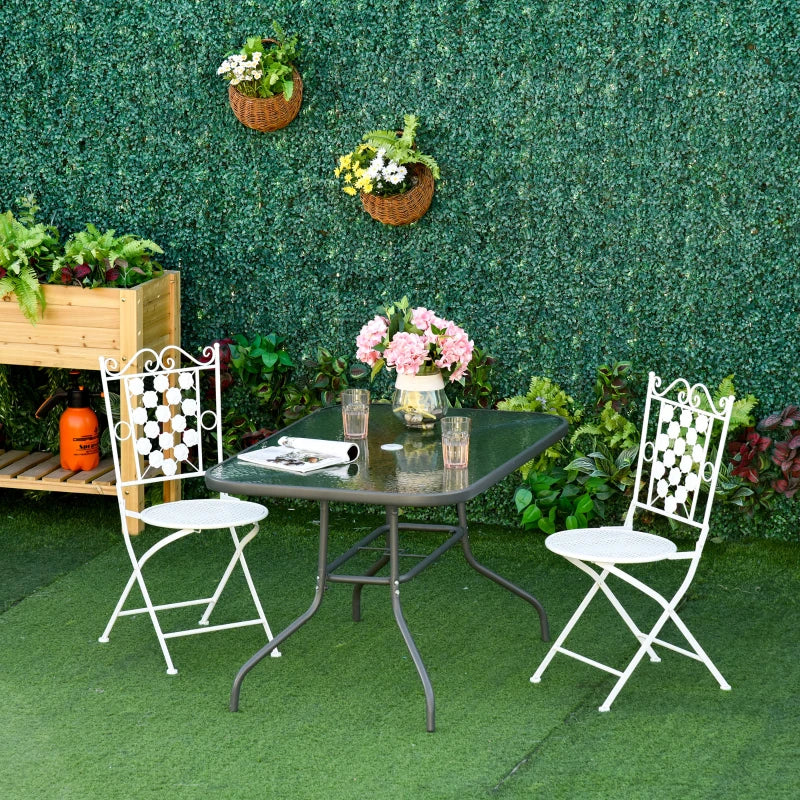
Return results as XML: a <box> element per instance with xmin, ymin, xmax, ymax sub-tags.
<box><xmin>99</xmin><ymin>343</ymin><xmax>224</xmax><ymax>490</ymax></box>
<box><xmin>626</xmin><ymin>372</ymin><xmax>734</xmax><ymax>538</ymax></box>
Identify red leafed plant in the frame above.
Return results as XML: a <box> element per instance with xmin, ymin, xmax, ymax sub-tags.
<box><xmin>727</xmin><ymin>427</ymin><xmax>772</xmax><ymax>483</ymax></box>
<box><xmin>759</xmin><ymin>406</ymin><xmax>800</xmax><ymax>499</ymax></box>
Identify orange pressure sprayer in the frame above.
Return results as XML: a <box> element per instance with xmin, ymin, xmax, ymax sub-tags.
<box><xmin>35</xmin><ymin>371</ymin><xmax>101</xmax><ymax>471</ymax></box>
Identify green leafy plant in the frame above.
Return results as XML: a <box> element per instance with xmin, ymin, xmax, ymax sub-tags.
<box><xmin>567</xmin><ymin>443</ymin><xmax>639</xmax><ymax>492</ymax></box>
<box><xmin>514</xmin><ymin>467</ymin><xmax>614</xmax><ymax>534</ymax></box>
<box><xmin>571</xmin><ymin>401</ymin><xmax>639</xmax><ymax>453</ymax></box>
<box><xmin>217</xmin><ymin>22</ymin><xmax>300</xmax><ymax>101</ymax></box>
<box><xmin>229</xmin><ymin>333</ymin><xmax>295</xmax><ymax>429</ymax></box>
<box><xmin>53</xmin><ymin>224</ymin><xmax>163</xmax><ymax>288</ymax></box>
<box><xmin>281</xmin><ymin>346</ymin><xmax>357</xmax><ymax>424</ymax></box>
<box><xmin>594</xmin><ymin>360</ymin><xmax>634</xmax><ymax>412</ymax></box>
<box><xmin>498</xmin><ymin>375</ymin><xmax>582</xmax><ymax>474</ymax></box>
<box><xmin>447</xmin><ymin>347</ymin><xmax>498</xmax><ymax>409</ymax></box>
<box><xmin>0</xmin><ymin>196</ymin><xmax>60</xmax><ymax>321</ymax></box>
<box><xmin>335</xmin><ymin>114</ymin><xmax>440</xmax><ymax>197</ymax></box>
<box><xmin>704</xmin><ymin>375</ymin><xmax>758</xmax><ymax>433</ymax></box>
<box><xmin>229</xmin><ymin>333</ymin><xmax>294</xmax><ymax>389</ymax></box>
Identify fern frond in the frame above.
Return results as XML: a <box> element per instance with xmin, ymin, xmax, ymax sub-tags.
<box><xmin>362</xmin><ymin>129</ymin><xmax>401</xmax><ymax>148</ymax></box>
<box><xmin>0</xmin><ymin>264</ymin><xmax>45</xmax><ymax>322</ymax></box>
<box><xmin>398</xmin><ymin>114</ymin><xmax>419</xmax><ymax>148</ymax></box>
<box><xmin>408</xmin><ymin>152</ymin><xmax>440</xmax><ymax>179</ymax></box>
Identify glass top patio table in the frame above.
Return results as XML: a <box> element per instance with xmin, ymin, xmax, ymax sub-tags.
<box><xmin>205</xmin><ymin>405</ymin><xmax>567</xmax><ymax>506</ymax></box>
<box><xmin>205</xmin><ymin>405</ymin><xmax>567</xmax><ymax>731</ymax></box>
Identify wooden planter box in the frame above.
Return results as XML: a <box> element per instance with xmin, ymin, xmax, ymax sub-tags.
<box><xmin>0</xmin><ymin>271</ymin><xmax>181</xmax><ymax>531</ymax></box>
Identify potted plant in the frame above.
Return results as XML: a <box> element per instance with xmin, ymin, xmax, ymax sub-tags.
<box><xmin>218</xmin><ymin>22</ymin><xmax>302</xmax><ymax>132</ymax></box>
<box><xmin>354</xmin><ymin>297</ymin><xmax>473</xmax><ymax>428</ymax></box>
<box><xmin>334</xmin><ymin>114</ymin><xmax>440</xmax><ymax>225</ymax></box>
<box><xmin>0</xmin><ymin>196</ymin><xmax>60</xmax><ymax>321</ymax></box>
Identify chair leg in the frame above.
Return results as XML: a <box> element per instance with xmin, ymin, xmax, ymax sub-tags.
<box><xmin>595</xmin><ymin>577</ymin><xmax>660</xmax><ymax>663</ymax></box>
<box><xmin>231</xmin><ymin>527</ymin><xmax>282</xmax><ymax>659</ymax></box>
<box><xmin>597</xmin><ymin>574</ymin><xmax>731</xmax><ymax>712</ymax></box>
<box><xmin>98</xmin><ymin>569</ymin><xmax>138</xmax><ymax>643</ymax></box>
<box><xmin>531</xmin><ymin>573</ymin><xmax>604</xmax><ymax>683</ymax></box>
<box><xmin>195</xmin><ymin>525</ymin><xmax>281</xmax><ymax>658</ymax></box>
<box><xmin>664</xmin><ymin>605</ymin><xmax>731</xmax><ymax>691</ymax></box>
<box><xmin>99</xmin><ymin>557</ymin><xmax>178</xmax><ymax>673</ymax></box>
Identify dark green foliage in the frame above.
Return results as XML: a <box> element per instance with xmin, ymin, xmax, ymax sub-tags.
<box><xmin>0</xmin><ymin>0</ymin><xmax>796</xmax><ymax>538</ymax></box>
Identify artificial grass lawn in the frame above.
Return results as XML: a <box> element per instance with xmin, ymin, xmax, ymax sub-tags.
<box><xmin>0</xmin><ymin>489</ymin><xmax>797</xmax><ymax>799</ymax></box>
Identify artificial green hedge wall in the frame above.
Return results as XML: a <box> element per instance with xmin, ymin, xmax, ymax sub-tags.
<box><xmin>1</xmin><ymin>1</ymin><xmax>797</xmax><ymax>533</ymax></box>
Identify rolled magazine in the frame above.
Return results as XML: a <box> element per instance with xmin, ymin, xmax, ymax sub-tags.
<box><xmin>237</xmin><ymin>436</ymin><xmax>359</xmax><ymax>474</ymax></box>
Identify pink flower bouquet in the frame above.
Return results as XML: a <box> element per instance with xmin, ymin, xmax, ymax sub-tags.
<box><xmin>355</xmin><ymin>297</ymin><xmax>474</xmax><ymax>382</ymax></box>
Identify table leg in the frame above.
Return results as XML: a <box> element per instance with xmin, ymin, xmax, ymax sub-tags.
<box><xmin>457</xmin><ymin>503</ymin><xmax>550</xmax><ymax>642</ymax></box>
<box><xmin>229</xmin><ymin>500</ymin><xmax>330</xmax><ymax>712</ymax></box>
<box><xmin>386</xmin><ymin>506</ymin><xmax>436</xmax><ymax>732</ymax></box>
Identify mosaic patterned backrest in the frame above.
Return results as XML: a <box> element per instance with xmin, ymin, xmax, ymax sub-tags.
<box><xmin>100</xmin><ymin>344</ymin><xmax>222</xmax><ymax>487</ymax></box>
<box><xmin>629</xmin><ymin>373</ymin><xmax>734</xmax><ymax>532</ymax></box>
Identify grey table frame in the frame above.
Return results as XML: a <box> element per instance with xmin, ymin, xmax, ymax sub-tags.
<box><xmin>205</xmin><ymin>406</ymin><xmax>567</xmax><ymax>732</ymax></box>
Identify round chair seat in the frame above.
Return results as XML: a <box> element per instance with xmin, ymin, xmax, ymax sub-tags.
<box><xmin>544</xmin><ymin>526</ymin><xmax>677</xmax><ymax>564</ymax></box>
<box><xmin>140</xmin><ymin>498</ymin><xmax>268</xmax><ymax>530</ymax></box>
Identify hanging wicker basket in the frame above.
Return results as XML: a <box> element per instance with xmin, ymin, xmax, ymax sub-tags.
<box><xmin>227</xmin><ymin>40</ymin><xmax>302</xmax><ymax>132</ymax></box>
<box><xmin>360</xmin><ymin>163</ymin><xmax>435</xmax><ymax>226</ymax></box>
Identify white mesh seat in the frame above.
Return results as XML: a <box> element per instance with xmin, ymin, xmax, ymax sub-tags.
<box><xmin>545</xmin><ymin>527</ymin><xmax>677</xmax><ymax>564</ymax></box>
<box><xmin>531</xmin><ymin>372</ymin><xmax>735</xmax><ymax>712</ymax></box>
<box><xmin>97</xmin><ymin>344</ymin><xmax>280</xmax><ymax>675</ymax></box>
<box><xmin>141</xmin><ymin>498</ymin><xmax>268</xmax><ymax>530</ymax></box>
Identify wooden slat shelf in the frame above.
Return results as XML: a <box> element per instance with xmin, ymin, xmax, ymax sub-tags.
<box><xmin>0</xmin><ymin>271</ymin><xmax>181</xmax><ymax>531</ymax></box>
<box><xmin>0</xmin><ymin>450</ymin><xmax>117</xmax><ymax>495</ymax></box>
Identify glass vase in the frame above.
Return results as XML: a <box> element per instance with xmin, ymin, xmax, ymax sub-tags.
<box><xmin>392</xmin><ymin>369</ymin><xmax>449</xmax><ymax>429</ymax></box>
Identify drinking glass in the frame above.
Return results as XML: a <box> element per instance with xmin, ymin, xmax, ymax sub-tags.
<box><xmin>341</xmin><ymin>389</ymin><xmax>370</xmax><ymax>439</ymax></box>
<box><xmin>441</xmin><ymin>416</ymin><xmax>471</xmax><ymax>468</ymax></box>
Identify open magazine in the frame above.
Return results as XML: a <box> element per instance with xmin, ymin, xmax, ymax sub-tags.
<box><xmin>237</xmin><ymin>436</ymin><xmax>359</xmax><ymax>474</ymax></box>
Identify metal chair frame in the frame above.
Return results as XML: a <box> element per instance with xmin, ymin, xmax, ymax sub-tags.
<box><xmin>98</xmin><ymin>343</ymin><xmax>279</xmax><ymax>674</ymax></box>
<box><xmin>531</xmin><ymin>372</ymin><xmax>734</xmax><ymax>711</ymax></box>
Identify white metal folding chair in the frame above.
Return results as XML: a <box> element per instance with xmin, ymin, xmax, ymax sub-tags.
<box><xmin>98</xmin><ymin>343</ymin><xmax>280</xmax><ymax>674</ymax></box>
<box><xmin>531</xmin><ymin>372</ymin><xmax>734</xmax><ymax>711</ymax></box>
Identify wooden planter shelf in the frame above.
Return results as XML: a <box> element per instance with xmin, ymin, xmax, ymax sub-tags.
<box><xmin>0</xmin><ymin>449</ymin><xmax>116</xmax><ymax>494</ymax></box>
<box><xmin>0</xmin><ymin>271</ymin><xmax>181</xmax><ymax>531</ymax></box>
